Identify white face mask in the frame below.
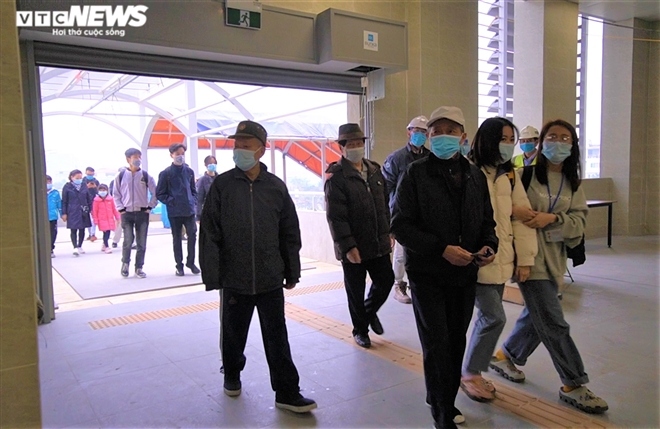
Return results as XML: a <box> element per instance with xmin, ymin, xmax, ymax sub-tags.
<box><xmin>344</xmin><ymin>147</ymin><xmax>365</xmax><ymax>164</ymax></box>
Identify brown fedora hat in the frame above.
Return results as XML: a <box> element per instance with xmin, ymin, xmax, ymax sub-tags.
<box><xmin>337</xmin><ymin>123</ymin><xmax>366</xmax><ymax>145</ymax></box>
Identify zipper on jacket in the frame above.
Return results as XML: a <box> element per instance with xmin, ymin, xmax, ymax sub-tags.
<box><xmin>366</xmin><ymin>168</ymin><xmax>381</xmax><ymax>254</ymax></box>
<box><xmin>250</xmin><ymin>183</ymin><xmax>256</xmax><ymax>294</ymax></box>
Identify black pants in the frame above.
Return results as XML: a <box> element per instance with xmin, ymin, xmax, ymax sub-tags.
<box><xmin>341</xmin><ymin>254</ymin><xmax>394</xmax><ymax>335</ymax></box>
<box><xmin>408</xmin><ymin>272</ymin><xmax>476</xmax><ymax>428</ymax></box>
<box><xmin>50</xmin><ymin>220</ymin><xmax>58</xmax><ymax>250</ymax></box>
<box><xmin>220</xmin><ymin>287</ymin><xmax>300</xmax><ymax>397</ymax></box>
<box><xmin>168</xmin><ymin>215</ymin><xmax>197</xmax><ymax>269</ymax></box>
<box><xmin>121</xmin><ymin>211</ymin><xmax>150</xmax><ymax>268</ymax></box>
<box><xmin>101</xmin><ymin>230</ymin><xmax>111</xmax><ymax>247</ymax></box>
<box><xmin>69</xmin><ymin>228</ymin><xmax>84</xmax><ymax>248</ymax></box>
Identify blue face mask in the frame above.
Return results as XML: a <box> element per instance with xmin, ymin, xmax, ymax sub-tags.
<box><xmin>233</xmin><ymin>149</ymin><xmax>258</xmax><ymax>171</ymax></box>
<box><xmin>459</xmin><ymin>140</ymin><xmax>470</xmax><ymax>157</ymax></box>
<box><xmin>46</xmin><ymin>183</ymin><xmax>53</xmax><ymax>190</ymax></box>
<box><xmin>542</xmin><ymin>141</ymin><xmax>572</xmax><ymax>164</ymax></box>
<box><xmin>86</xmin><ymin>174</ymin><xmax>94</xmax><ymax>180</ymax></box>
<box><xmin>430</xmin><ymin>135</ymin><xmax>461</xmax><ymax>160</ymax></box>
<box><xmin>73</xmin><ymin>178</ymin><xmax>83</xmax><ymax>185</ymax></box>
<box><xmin>207</xmin><ymin>163</ymin><xmax>217</xmax><ymax>173</ymax></box>
<box><xmin>499</xmin><ymin>143</ymin><xmax>515</xmax><ymax>163</ymax></box>
<box><xmin>98</xmin><ymin>191</ymin><xmax>108</xmax><ymax>198</ymax></box>
<box><xmin>520</xmin><ymin>142</ymin><xmax>537</xmax><ymax>154</ymax></box>
<box><xmin>410</xmin><ymin>132</ymin><xmax>427</xmax><ymax>147</ymax></box>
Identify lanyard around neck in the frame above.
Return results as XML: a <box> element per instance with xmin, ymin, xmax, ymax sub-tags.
<box><xmin>546</xmin><ymin>176</ymin><xmax>565</xmax><ymax>213</ymax></box>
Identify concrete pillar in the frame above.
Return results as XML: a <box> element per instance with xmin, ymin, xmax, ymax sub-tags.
<box><xmin>513</xmin><ymin>0</ymin><xmax>579</xmax><ymax>129</ymax></box>
<box><xmin>601</xmin><ymin>18</ymin><xmax>659</xmax><ymax>235</ymax></box>
<box><xmin>0</xmin><ymin>1</ymin><xmax>43</xmax><ymax>426</ymax></box>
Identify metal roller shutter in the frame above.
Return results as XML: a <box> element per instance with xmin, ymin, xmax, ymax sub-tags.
<box><xmin>32</xmin><ymin>42</ymin><xmax>363</xmax><ymax>94</ymax></box>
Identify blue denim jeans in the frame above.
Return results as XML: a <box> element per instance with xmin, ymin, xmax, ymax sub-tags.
<box><xmin>502</xmin><ymin>279</ymin><xmax>589</xmax><ymax>386</ymax></box>
<box><xmin>463</xmin><ymin>284</ymin><xmax>506</xmax><ymax>375</ymax></box>
<box><xmin>121</xmin><ymin>211</ymin><xmax>150</xmax><ymax>269</ymax></box>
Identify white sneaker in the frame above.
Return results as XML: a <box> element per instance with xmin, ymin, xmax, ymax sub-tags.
<box><xmin>73</xmin><ymin>249</ymin><xmax>79</xmax><ymax>257</ymax></box>
<box><xmin>103</xmin><ymin>247</ymin><xmax>112</xmax><ymax>254</ymax></box>
<box><xmin>78</xmin><ymin>247</ymin><xmax>85</xmax><ymax>254</ymax></box>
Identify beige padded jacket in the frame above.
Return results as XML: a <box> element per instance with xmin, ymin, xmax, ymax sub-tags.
<box><xmin>477</xmin><ymin>166</ymin><xmax>538</xmax><ymax>285</ymax></box>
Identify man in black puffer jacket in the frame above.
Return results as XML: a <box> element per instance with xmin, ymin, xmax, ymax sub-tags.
<box><xmin>391</xmin><ymin>106</ymin><xmax>498</xmax><ymax>429</ymax></box>
<box><xmin>199</xmin><ymin>120</ymin><xmax>316</xmax><ymax>414</ymax></box>
<box><xmin>324</xmin><ymin>123</ymin><xmax>394</xmax><ymax>349</ymax></box>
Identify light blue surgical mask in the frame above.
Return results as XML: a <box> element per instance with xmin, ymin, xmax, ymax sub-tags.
<box><xmin>73</xmin><ymin>178</ymin><xmax>82</xmax><ymax>185</ymax></box>
<box><xmin>410</xmin><ymin>132</ymin><xmax>427</xmax><ymax>147</ymax></box>
<box><xmin>499</xmin><ymin>143</ymin><xmax>515</xmax><ymax>163</ymax></box>
<box><xmin>46</xmin><ymin>183</ymin><xmax>53</xmax><ymax>190</ymax></box>
<box><xmin>233</xmin><ymin>149</ymin><xmax>258</xmax><ymax>171</ymax></box>
<box><xmin>520</xmin><ymin>142</ymin><xmax>536</xmax><ymax>154</ymax></box>
<box><xmin>542</xmin><ymin>141</ymin><xmax>572</xmax><ymax>164</ymax></box>
<box><xmin>86</xmin><ymin>174</ymin><xmax>94</xmax><ymax>180</ymax></box>
<box><xmin>459</xmin><ymin>140</ymin><xmax>470</xmax><ymax>157</ymax></box>
<box><xmin>98</xmin><ymin>191</ymin><xmax>108</xmax><ymax>198</ymax></box>
<box><xmin>207</xmin><ymin>163</ymin><xmax>217</xmax><ymax>173</ymax></box>
<box><xmin>430</xmin><ymin>135</ymin><xmax>460</xmax><ymax>160</ymax></box>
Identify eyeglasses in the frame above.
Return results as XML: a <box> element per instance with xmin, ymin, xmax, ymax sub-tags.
<box><xmin>544</xmin><ymin>134</ymin><xmax>572</xmax><ymax>144</ymax></box>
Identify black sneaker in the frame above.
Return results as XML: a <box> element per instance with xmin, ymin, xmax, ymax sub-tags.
<box><xmin>223</xmin><ymin>376</ymin><xmax>241</xmax><ymax>397</ymax></box>
<box><xmin>353</xmin><ymin>333</ymin><xmax>371</xmax><ymax>348</ymax></box>
<box><xmin>112</xmin><ymin>242</ymin><xmax>117</xmax><ymax>248</ymax></box>
<box><xmin>121</xmin><ymin>263</ymin><xmax>129</xmax><ymax>278</ymax></box>
<box><xmin>131</xmin><ymin>244</ymin><xmax>137</xmax><ymax>250</ymax></box>
<box><xmin>370</xmin><ymin>315</ymin><xmax>384</xmax><ymax>335</ymax></box>
<box><xmin>275</xmin><ymin>393</ymin><xmax>317</xmax><ymax>413</ymax></box>
<box><xmin>186</xmin><ymin>263</ymin><xmax>201</xmax><ymax>274</ymax></box>
<box><xmin>175</xmin><ymin>267</ymin><xmax>184</xmax><ymax>276</ymax></box>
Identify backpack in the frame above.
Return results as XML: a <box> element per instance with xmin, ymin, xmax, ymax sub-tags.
<box><xmin>520</xmin><ymin>165</ymin><xmax>585</xmax><ymax>267</ymax></box>
<box><xmin>116</xmin><ymin>168</ymin><xmax>150</xmax><ymax>194</ymax></box>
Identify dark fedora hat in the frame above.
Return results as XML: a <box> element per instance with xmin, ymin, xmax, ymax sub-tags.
<box><xmin>337</xmin><ymin>123</ymin><xmax>366</xmax><ymax>146</ymax></box>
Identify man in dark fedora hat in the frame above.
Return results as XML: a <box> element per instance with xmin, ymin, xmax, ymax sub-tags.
<box><xmin>199</xmin><ymin>119</ymin><xmax>316</xmax><ymax>414</ymax></box>
<box><xmin>324</xmin><ymin>123</ymin><xmax>394</xmax><ymax>349</ymax></box>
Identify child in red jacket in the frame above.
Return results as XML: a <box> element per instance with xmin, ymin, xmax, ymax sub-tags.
<box><xmin>92</xmin><ymin>184</ymin><xmax>120</xmax><ymax>253</ymax></box>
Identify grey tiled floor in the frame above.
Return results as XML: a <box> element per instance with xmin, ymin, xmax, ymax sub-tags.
<box><xmin>39</xmin><ymin>236</ymin><xmax>659</xmax><ymax>428</ymax></box>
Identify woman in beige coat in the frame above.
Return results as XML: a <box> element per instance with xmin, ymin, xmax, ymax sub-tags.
<box><xmin>460</xmin><ymin>117</ymin><xmax>538</xmax><ymax>401</ymax></box>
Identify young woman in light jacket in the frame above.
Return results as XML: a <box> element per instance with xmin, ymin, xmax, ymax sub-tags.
<box><xmin>490</xmin><ymin>119</ymin><xmax>608</xmax><ymax>414</ymax></box>
<box><xmin>460</xmin><ymin>117</ymin><xmax>538</xmax><ymax>402</ymax></box>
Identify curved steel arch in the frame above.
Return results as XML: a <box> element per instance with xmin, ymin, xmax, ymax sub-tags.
<box><xmin>41</xmin><ymin>89</ymin><xmax>191</xmax><ymax>136</ymax></box>
<box><xmin>42</xmin><ymin>111</ymin><xmax>141</xmax><ymax>146</ymax></box>
<box><xmin>200</xmin><ymin>81</ymin><xmax>255</xmax><ymax>120</ymax></box>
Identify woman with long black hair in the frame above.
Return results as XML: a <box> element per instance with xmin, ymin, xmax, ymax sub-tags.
<box><xmin>489</xmin><ymin>119</ymin><xmax>608</xmax><ymax>414</ymax></box>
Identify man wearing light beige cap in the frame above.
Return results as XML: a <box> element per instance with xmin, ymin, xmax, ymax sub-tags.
<box><xmin>391</xmin><ymin>106</ymin><xmax>498</xmax><ymax>428</ymax></box>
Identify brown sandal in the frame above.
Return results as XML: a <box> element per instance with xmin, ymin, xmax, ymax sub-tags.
<box><xmin>460</xmin><ymin>377</ymin><xmax>496</xmax><ymax>402</ymax></box>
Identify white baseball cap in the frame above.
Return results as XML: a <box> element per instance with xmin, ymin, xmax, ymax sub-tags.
<box><xmin>519</xmin><ymin>125</ymin><xmax>539</xmax><ymax>140</ymax></box>
<box><xmin>428</xmin><ymin>106</ymin><xmax>465</xmax><ymax>128</ymax></box>
<box><xmin>407</xmin><ymin>116</ymin><xmax>428</xmax><ymax>130</ymax></box>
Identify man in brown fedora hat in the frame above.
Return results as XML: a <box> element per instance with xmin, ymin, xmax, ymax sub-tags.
<box><xmin>324</xmin><ymin>123</ymin><xmax>394</xmax><ymax>349</ymax></box>
<box><xmin>199</xmin><ymin>119</ymin><xmax>317</xmax><ymax>413</ymax></box>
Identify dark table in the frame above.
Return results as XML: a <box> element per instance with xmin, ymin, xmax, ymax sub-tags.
<box><xmin>586</xmin><ymin>200</ymin><xmax>615</xmax><ymax>247</ymax></box>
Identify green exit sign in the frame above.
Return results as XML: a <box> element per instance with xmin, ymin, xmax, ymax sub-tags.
<box><xmin>226</xmin><ymin>7</ymin><xmax>261</xmax><ymax>29</ymax></box>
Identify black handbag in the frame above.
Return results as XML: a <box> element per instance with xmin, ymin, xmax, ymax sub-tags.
<box><xmin>566</xmin><ymin>235</ymin><xmax>586</xmax><ymax>267</ymax></box>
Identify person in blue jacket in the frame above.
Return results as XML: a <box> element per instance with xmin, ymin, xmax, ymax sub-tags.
<box><xmin>61</xmin><ymin>169</ymin><xmax>93</xmax><ymax>256</ymax></box>
<box><xmin>46</xmin><ymin>175</ymin><xmax>62</xmax><ymax>258</ymax></box>
<box><xmin>156</xmin><ymin>143</ymin><xmax>199</xmax><ymax>276</ymax></box>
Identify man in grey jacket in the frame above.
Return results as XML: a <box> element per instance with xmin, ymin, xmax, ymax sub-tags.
<box><xmin>113</xmin><ymin>148</ymin><xmax>158</xmax><ymax>278</ymax></box>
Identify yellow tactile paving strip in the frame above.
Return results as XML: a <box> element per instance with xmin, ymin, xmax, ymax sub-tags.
<box><xmin>87</xmin><ymin>282</ymin><xmax>611</xmax><ymax>428</ymax></box>
<box><xmin>88</xmin><ymin>282</ymin><xmax>345</xmax><ymax>330</ymax></box>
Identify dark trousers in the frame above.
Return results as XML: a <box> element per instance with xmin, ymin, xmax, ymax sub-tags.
<box><xmin>341</xmin><ymin>254</ymin><xmax>394</xmax><ymax>335</ymax></box>
<box><xmin>101</xmin><ymin>230</ymin><xmax>111</xmax><ymax>247</ymax></box>
<box><xmin>121</xmin><ymin>211</ymin><xmax>149</xmax><ymax>268</ymax></box>
<box><xmin>220</xmin><ymin>287</ymin><xmax>300</xmax><ymax>397</ymax></box>
<box><xmin>168</xmin><ymin>215</ymin><xmax>197</xmax><ymax>269</ymax></box>
<box><xmin>49</xmin><ymin>220</ymin><xmax>58</xmax><ymax>250</ymax></box>
<box><xmin>409</xmin><ymin>272</ymin><xmax>476</xmax><ymax>428</ymax></box>
<box><xmin>69</xmin><ymin>228</ymin><xmax>84</xmax><ymax>248</ymax></box>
